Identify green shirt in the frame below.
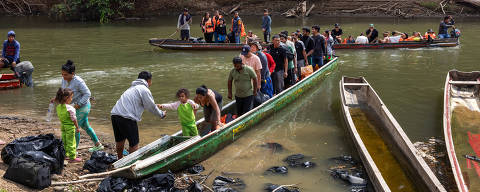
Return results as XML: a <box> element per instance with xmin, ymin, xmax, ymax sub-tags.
<box><xmin>286</xmin><ymin>43</ymin><xmax>295</xmax><ymax>69</ymax></box>
<box><xmin>228</xmin><ymin>65</ymin><xmax>257</xmax><ymax>98</ymax></box>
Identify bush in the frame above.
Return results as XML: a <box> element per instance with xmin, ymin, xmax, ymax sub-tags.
<box><xmin>50</xmin><ymin>0</ymin><xmax>134</xmax><ymax>23</ymax></box>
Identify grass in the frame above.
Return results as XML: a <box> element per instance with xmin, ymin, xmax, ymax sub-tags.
<box><xmin>418</xmin><ymin>1</ymin><xmax>439</xmax><ymax>10</ymax></box>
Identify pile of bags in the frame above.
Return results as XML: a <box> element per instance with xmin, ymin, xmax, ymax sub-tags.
<box><xmin>1</xmin><ymin>134</ymin><xmax>65</xmax><ymax>189</ymax></box>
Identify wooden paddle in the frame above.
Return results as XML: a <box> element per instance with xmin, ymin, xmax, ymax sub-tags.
<box><xmin>159</xmin><ymin>22</ymin><xmax>189</xmax><ymax>45</ymax></box>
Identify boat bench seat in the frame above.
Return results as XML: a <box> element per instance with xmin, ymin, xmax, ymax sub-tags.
<box><xmin>449</xmin><ymin>81</ymin><xmax>480</xmax><ymax>85</ymax></box>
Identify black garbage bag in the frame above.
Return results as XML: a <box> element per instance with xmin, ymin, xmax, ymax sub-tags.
<box><xmin>258</xmin><ymin>142</ymin><xmax>283</xmax><ymax>153</ymax></box>
<box><xmin>301</xmin><ymin>161</ymin><xmax>316</xmax><ymax>168</ymax></box>
<box><xmin>187</xmin><ymin>164</ymin><xmax>205</xmax><ymax>174</ymax></box>
<box><xmin>20</xmin><ymin>151</ymin><xmax>61</xmax><ymax>174</ymax></box>
<box><xmin>97</xmin><ymin>177</ymin><xmax>130</xmax><ymax>192</ymax></box>
<box><xmin>3</xmin><ymin>157</ymin><xmax>51</xmax><ymax>189</ymax></box>
<box><xmin>264</xmin><ymin>183</ymin><xmax>299</xmax><ymax>192</ymax></box>
<box><xmin>264</xmin><ymin>166</ymin><xmax>288</xmax><ymax>175</ymax></box>
<box><xmin>187</xmin><ymin>182</ymin><xmax>203</xmax><ymax>192</ymax></box>
<box><xmin>130</xmin><ymin>173</ymin><xmax>175</xmax><ymax>192</ymax></box>
<box><xmin>1</xmin><ymin>134</ymin><xmax>65</xmax><ymax>174</ymax></box>
<box><xmin>83</xmin><ymin>151</ymin><xmax>118</xmax><ymax>173</ymax></box>
<box><xmin>254</xmin><ymin>91</ymin><xmax>270</xmax><ymax>108</ymax></box>
<box><xmin>212</xmin><ymin>176</ymin><xmax>246</xmax><ymax>192</ymax></box>
<box><xmin>283</xmin><ymin>154</ymin><xmax>305</xmax><ymax>167</ymax></box>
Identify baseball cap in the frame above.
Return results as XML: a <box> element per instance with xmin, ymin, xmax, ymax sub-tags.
<box><xmin>241</xmin><ymin>45</ymin><xmax>250</xmax><ymax>55</ymax></box>
<box><xmin>233</xmin><ymin>56</ymin><xmax>243</xmax><ymax>64</ymax></box>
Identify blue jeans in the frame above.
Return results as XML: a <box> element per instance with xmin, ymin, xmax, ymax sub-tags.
<box><xmin>312</xmin><ymin>56</ymin><xmax>324</xmax><ymax>69</ymax></box>
<box><xmin>217</xmin><ymin>34</ymin><xmax>226</xmax><ymax>43</ymax></box>
<box><xmin>213</xmin><ymin>32</ymin><xmax>219</xmax><ymax>42</ymax></box>
<box><xmin>234</xmin><ymin>35</ymin><xmax>240</xmax><ymax>44</ymax></box>
<box><xmin>438</xmin><ymin>34</ymin><xmax>450</xmax><ymax>39</ymax></box>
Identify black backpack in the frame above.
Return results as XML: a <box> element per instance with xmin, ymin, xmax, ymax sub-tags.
<box><xmin>282</xmin><ymin>44</ymin><xmax>295</xmax><ymax>61</ymax></box>
<box><xmin>3</xmin><ymin>157</ymin><xmax>51</xmax><ymax>189</ymax></box>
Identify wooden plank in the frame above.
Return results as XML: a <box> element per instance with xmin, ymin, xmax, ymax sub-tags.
<box><xmin>449</xmin><ymin>80</ymin><xmax>480</xmax><ymax>85</ymax></box>
<box><xmin>113</xmin><ymin>135</ymin><xmax>171</xmax><ymax>168</ymax></box>
<box><xmin>343</xmin><ymin>83</ymin><xmax>369</xmax><ymax>86</ymax></box>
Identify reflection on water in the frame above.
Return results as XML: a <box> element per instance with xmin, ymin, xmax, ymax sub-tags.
<box><xmin>452</xmin><ymin>106</ymin><xmax>480</xmax><ymax>192</ymax></box>
<box><xmin>350</xmin><ymin>108</ymin><xmax>416</xmax><ymax>192</ymax></box>
<box><xmin>0</xmin><ymin>16</ymin><xmax>479</xmax><ymax>191</ymax></box>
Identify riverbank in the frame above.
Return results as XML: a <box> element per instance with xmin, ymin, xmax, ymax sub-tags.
<box><xmin>0</xmin><ymin>112</ymin><xmax>116</xmax><ymax>191</ymax></box>
<box><xmin>1</xmin><ymin>0</ymin><xmax>479</xmax><ymax>20</ymax></box>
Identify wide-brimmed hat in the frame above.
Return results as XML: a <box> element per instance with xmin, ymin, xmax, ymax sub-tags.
<box><xmin>251</xmin><ymin>41</ymin><xmax>262</xmax><ymax>50</ymax></box>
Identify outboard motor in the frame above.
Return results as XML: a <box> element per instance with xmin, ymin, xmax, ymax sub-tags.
<box><xmin>451</xmin><ymin>28</ymin><xmax>461</xmax><ymax>38</ymax></box>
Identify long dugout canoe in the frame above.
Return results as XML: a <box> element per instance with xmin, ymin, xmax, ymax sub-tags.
<box><xmin>340</xmin><ymin>76</ymin><xmax>446</xmax><ymax>192</ymax></box>
<box><xmin>149</xmin><ymin>38</ymin><xmax>246</xmax><ymax>50</ymax></box>
<box><xmin>333</xmin><ymin>38</ymin><xmax>458</xmax><ymax>49</ymax></box>
<box><xmin>443</xmin><ymin>70</ymin><xmax>480</xmax><ymax>192</ymax></box>
<box><xmin>81</xmin><ymin>58</ymin><xmax>339</xmax><ymax>179</ymax></box>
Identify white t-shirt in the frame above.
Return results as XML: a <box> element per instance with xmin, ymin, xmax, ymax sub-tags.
<box><xmin>355</xmin><ymin>36</ymin><xmax>369</xmax><ymax>44</ymax></box>
<box><xmin>389</xmin><ymin>35</ymin><xmax>401</xmax><ymax>43</ymax></box>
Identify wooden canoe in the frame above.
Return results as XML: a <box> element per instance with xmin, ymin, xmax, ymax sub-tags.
<box><xmin>333</xmin><ymin>38</ymin><xmax>459</xmax><ymax>49</ymax></box>
<box><xmin>340</xmin><ymin>76</ymin><xmax>446</xmax><ymax>192</ymax></box>
<box><xmin>80</xmin><ymin>58</ymin><xmax>339</xmax><ymax>179</ymax></box>
<box><xmin>149</xmin><ymin>38</ymin><xmax>246</xmax><ymax>50</ymax></box>
<box><xmin>443</xmin><ymin>70</ymin><xmax>480</xmax><ymax>192</ymax></box>
<box><xmin>0</xmin><ymin>73</ymin><xmax>21</xmax><ymax>89</ymax></box>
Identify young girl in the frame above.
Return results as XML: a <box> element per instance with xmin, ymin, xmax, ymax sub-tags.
<box><xmin>215</xmin><ymin>18</ymin><xmax>227</xmax><ymax>43</ymax></box>
<box><xmin>55</xmin><ymin>88</ymin><xmax>82</xmax><ymax>163</ymax></box>
<box><xmin>159</xmin><ymin>88</ymin><xmax>200</xmax><ymax>136</ymax></box>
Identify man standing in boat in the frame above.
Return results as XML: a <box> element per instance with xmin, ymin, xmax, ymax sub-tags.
<box><xmin>111</xmin><ymin>71</ymin><xmax>166</xmax><ymax>158</ymax></box>
<box><xmin>2</xmin><ymin>31</ymin><xmax>20</xmax><ymax>70</ymax></box>
<box><xmin>231</xmin><ymin>11</ymin><xmax>245</xmax><ymax>44</ymax></box>
<box><xmin>212</xmin><ymin>10</ymin><xmax>223</xmax><ymax>43</ymax></box>
<box><xmin>228</xmin><ymin>56</ymin><xmax>258</xmax><ymax>116</ymax></box>
<box><xmin>438</xmin><ymin>15</ymin><xmax>455</xmax><ymax>39</ymax></box>
<box><xmin>177</xmin><ymin>8</ymin><xmax>192</xmax><ymax>41</ymax></box>
<box><xmin>262</xmin><ymin>9</ymin><xmax>272</xmax><ymax>43</ymax></box>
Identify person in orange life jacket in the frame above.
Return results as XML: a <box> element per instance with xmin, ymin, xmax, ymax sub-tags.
<box><xmin>201</xmin><ymin>12</ymin><xmax>215</xmax><ymax>43</ymax></box>
<box><xmin>212</xmin><ymin>10</ymin><xmax>223</xmax><ymax>42</ymax></box>
<box><xmin>231</xmin><ymin>11</ymin><xmax>243</xmax><ymax>44</ymax></box>
<box><xmin>2</xmin><ymin>31</ymin><xmax>20</xmax><ymax>70</ymax></box>
<box><xmin>424</xmin><ymin>29</ymin><xmax>437</xmax><ymax>41</ymax></box>
<box><xmin>215</xmin><ymin>18</ymin><xmax>227</xmax><ymax>43</ymax></box>
<box><xmin>177</xmin><ymin>8</ymin><xmax>192</xmax><ymax>41</ymax></box>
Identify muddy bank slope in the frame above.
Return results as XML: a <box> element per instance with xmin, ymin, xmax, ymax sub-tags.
<box><xmin>1</xmin><ymin>0</ymin><xmax>479</xmax><ymax>18</ymax></box>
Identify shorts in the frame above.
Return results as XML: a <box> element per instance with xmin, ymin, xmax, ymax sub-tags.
<box><xmin>204</xmin><ymin>101</ymin><xmax>223</xmax><ymax>123</ymax></box>
<box><xmin>111</xmin><ymin>115</ymin><xmax>139</xmax><ymax>147</ymax></box>
<box><xmin>181</xmin><ymin>29</ymin><xmax>190</xmax><ymax>40</ymax></box>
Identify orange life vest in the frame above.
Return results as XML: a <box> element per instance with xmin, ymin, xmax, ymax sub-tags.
<box><xmin>212</xmin><ymin>15</ymin><xmax>223</xmax><ymax>27</ymax></box>
<box><xmin>424</xmin><ymin>32</ymin><xmax>436</xmax><ymax>40</ymax></box>
<box><xmin>203</xmin><ymin>18</ymin><xmax>215</xmax><ymax>33</ymax></box>
<box><xmin>342</xmin><ymin>38</ymin><xmax>347</xmax><ymax>44</ymax></box>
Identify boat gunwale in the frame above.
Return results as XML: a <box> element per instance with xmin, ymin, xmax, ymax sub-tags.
<box><xmin>114</xmin><ymin>58</ymin><xmax>338</xmax><ymax>178</ymax></box>
<box><xmin>443</xmin><ymin>70</ymin><xmax>472</xmax><ymax>192</ymax></box>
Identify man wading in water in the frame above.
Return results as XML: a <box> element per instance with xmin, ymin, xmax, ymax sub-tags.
<box><xmin>111</xmin><ymin>71</ymin><xmax>166</xmax><ymax>158</ymax></box>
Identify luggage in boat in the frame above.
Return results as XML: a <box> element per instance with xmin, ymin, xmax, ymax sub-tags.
<box><xmin>3</xmin><ymin>157</ymin><xmax>51</xmax><ymax>189</ymax></box>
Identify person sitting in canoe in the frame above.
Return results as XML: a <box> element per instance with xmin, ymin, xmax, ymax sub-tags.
<box><xmin>159</xmin><ymin>88</ymin><xmax>200</xmax><ymax>137</ymax></box>
<box><xmin>2</xmin><ymin>31</ymin><xmax>20</xmax><ymax>70</ymax></box>
<box><xmin>424</xmin><ymin>29</ymin><xmax>436</xmax><ymax>41</ymax></box>
<box><xmin>195</xmin><ymin>85</ymin><xmax>222</xmax><ymax>131</ymax></box>
<box><xmin>438</xmin><ymin>15</ymin><xmax>454</xmax><ymax>39</ymax></box>
<box><xmin>215</xmin><ymin>18</ymin><xmax>227</xmax><ymax>43</ymax></box>
<box><xmin>111</xmin><ymin>71</ymin><xmax>166</xmax><ymax>158</ymax></box>
<box><xmin>343</xmin><ymin>35</ymin><xmax>355</xmax><ymax>44</ymax></box>
<box><xmin>389</xmin><ymin>31</ymin><xmax>402</xmax><ymax>43</ymax></box>
<box><xmin>355</xmin><ymin>33</ymin><xmax>368</xmax><ymax>44</ymax></box>
<box><xmin>404</xmin><ymin>32</ymin><xmax>422</xmax><ymax>41</ymax></box>
<box><xmin>245</xmin><ymin>30</ymin><xmax>259</xmax><ymax>44</ymax></box>
<box><xmin>379</xmin><ymin>31</ymin><xmax>390</xmax><ymax>43</ymax></box>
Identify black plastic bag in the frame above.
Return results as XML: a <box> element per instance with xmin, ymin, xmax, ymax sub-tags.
<box><xmin>20</xmin><ymin>151</ymin><xmax>61</xmax><ymax>174</ymax></box>
<box><xmin>129</xmin><ymin>173</ymin><xmax>175</xmax><ymax>192</ymax></box>
<box><xmin>187</xmin><ymin>164</ymin><xmax>205</xmax><ymax>174</ymax></box>
<box><xmin>264</xmin><ymin>183</ymin><xmax>299</xmax><ymax>192</ymax></box>
<box><xmin>254</xmin><ymin>91</ymin><xmax>270</xmax><ymax>108</ymax></box>
<box><xmin>258</xmin><ymin>142</ymin><xmax>283</xmax><ymax>153</ymax></box>
<box><xmin>83</xmin><ymin>151</ymin><xmax>118</xmax><ymax>173</ymax></box>
<box><xmin>212</xmin><ymin>176</ymin><xmax>246</xmax><ymax>192</ymax></box>
<box><xmin>264</xmin><ymin>166</ymin><xmax>288</xmax><ymax>175</ymax></box>
<box><xmin>3</xmin><ymin>157</ymin><xmax>51</xmax><ymax>189</ymax></box>
<box><xmin>1</xmin><ymin>134</ymin><xmax>65</xmax><ymax>174</ymax></box>
<box><xmin>97</xmin><ymin>177</ymin><xmax>130</xmax><ymax>192</ymax></box>
<box><xmin>187</xmin><ymin>182</ymin><xmax>203</xmax><ymax>192</ymax></box>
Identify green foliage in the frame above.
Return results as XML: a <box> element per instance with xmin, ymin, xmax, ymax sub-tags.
<box><xmin>418</xmin><ymin>1</ymin><xmax>438</xmax><ymax>10</ymax></box>
<box><xmin>50</xmin><ymin>0</ymin><xmax>134</xmax><ymax>23</ymax></box>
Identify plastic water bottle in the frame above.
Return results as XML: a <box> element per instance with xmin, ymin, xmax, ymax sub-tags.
<box><xmin>45</xmin><ymin>102</ymin><xmax>54</xmax><ymax>122</ymax></box>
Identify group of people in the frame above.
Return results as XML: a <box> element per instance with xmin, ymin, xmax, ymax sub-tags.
<box><xmin>0</xmin><ymin>31</ymin><xmax>34</xmax><ymax>87</ymax></box>
<box><xmin>178</xmin><ymin>8</ymin><xmax>272</xmax><ymax>44</ymax></box>
<box><xmin>338</xmin><ymin>15</ymin><xmax>458</xmax><ymax>44</ymax></box>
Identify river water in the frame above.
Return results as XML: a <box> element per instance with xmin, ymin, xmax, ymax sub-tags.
<box><xmin>0</xmin><ymin>15</ymin><xmax>479</xmax><ymax>191</ymax></box>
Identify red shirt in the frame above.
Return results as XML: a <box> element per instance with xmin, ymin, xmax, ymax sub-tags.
<box><xmin>263</xmin><ymin>51</ymin><xmax>276</xmax><ymax>73</ymax></box>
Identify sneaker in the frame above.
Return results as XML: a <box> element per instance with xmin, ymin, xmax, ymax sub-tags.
<box><xmin>88</xmin><ymin>144</ymin><xmax>104</xmax><ymax>152</ymax></box>
<box><xmin>68</xmin><ymin>157</ymin><xmax>82</xmax><ymax>163</ymax></box>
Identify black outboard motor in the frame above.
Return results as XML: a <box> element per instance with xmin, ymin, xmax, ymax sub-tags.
<box><xmin>451</xmin><ymin>28</ymin><xmax>461</xmax><ymax>38</ymax></box>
